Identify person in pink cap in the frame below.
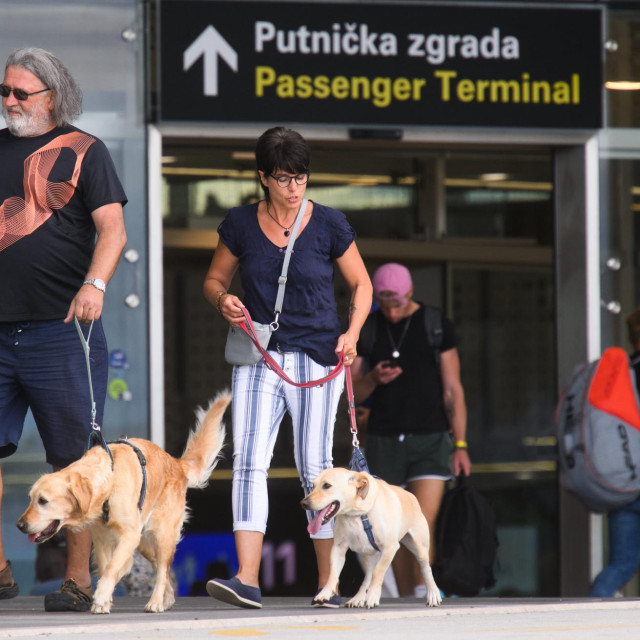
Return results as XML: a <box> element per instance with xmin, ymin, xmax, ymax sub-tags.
<box><xmin>351</xmin><ymin>262</ymin><xmax>471</xmax><ymax>598</ymax></box>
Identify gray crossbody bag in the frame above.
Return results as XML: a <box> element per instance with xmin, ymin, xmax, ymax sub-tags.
<box><xmin>224</xmin><ymin>199</ymin><xmax>308</xmax><ymax>366</ymax></box>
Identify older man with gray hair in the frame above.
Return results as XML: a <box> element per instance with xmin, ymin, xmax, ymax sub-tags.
<box><xmin>0</xmin><ymin>47</ymin><xmax>127</xmax><ymax>611</ymax></box>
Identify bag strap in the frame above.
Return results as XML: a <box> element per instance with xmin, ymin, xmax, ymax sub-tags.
<box><xmin>239</xmin><ymin>306</ymin><xmax>344</xmax><ymax>388</ymax></box>
<box><xmin>358</xmin><ymin>311</ymin><xmax>378</xmax><ymax>364</ymax></box>
<box><xmin>424</xmin><ymin>305</ymin><xmax>443</xmax><ymax>366</ymax></box>
<box><xmin>272</xmin><ymin>198</ymin><xmax>307</xmax><ymax>327</ymax></box>
<box><xmin>360</xmin><ymin>304</ymin><xmax>443</xmax><ymax>366</ymax></box>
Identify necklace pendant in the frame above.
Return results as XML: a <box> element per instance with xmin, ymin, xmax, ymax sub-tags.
<box><xmin>284</xmin><ymin>229</ymin><xmax>290</xmax><ymax>237</ymax></box>
<box><xmin>392</xmin><ymin>350</ymin><xmax>400</xmax><ymax>358</ymax></box>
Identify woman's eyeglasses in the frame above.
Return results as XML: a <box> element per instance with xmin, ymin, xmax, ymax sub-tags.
<box><xmin>0</xmin><ymin>84</ymin><xmax>51</xmax><ymax>101</ymax></box>
<box><xmin>268</xmin><ymin>173</ymin><xmax>309</xmax><ymax>188</ymax></box>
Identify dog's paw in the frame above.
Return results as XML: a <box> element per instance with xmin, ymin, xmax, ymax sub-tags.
<box><xmin>314</xmin><ymin>587</ymin><xmax>335</xmax><ymax>603</ymax></box>
<box><xmin>91</xmin><ymin>601</ymin><xmax>111</xmax><ymax>615</ymax></box>
<box><xmin>346</xmin><ymin>598</ymin><xmax>364</xmax><ymax>608</ymax></box>
<box><xmin>93</xmin><ymin>582</ymin><xmax>114</xmax><ymax>614</ymax></box>
<box><xmin>426</xmin><ymin>588</ymin><xmax>442</xmax><ymax>607</ymax></box>
<box><xmin>163</xmin><ymin>594</ymin><xmax>176</xmax><ymax>611</ymax></box>
<box><xmin>346</xmin><ymin>594</ymin><xmax>366</xmax><ymax>608</ymax></box>
<box><xmin>144</xmin><ymin>600</ymin><xmax>166</xmax><ymax>613</ymax></box>
<box><xmin>364</xmin><ymin>586</ymin><xmax>381</xmax><ymax>609</ymax></box>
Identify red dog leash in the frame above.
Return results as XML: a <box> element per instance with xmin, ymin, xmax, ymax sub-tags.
<box><xmin>238</xmin><ymin>307</ymin><xmax>345</xmax><ymax>388</ymax></box>
<box><xmin>345</xmin><ymin>364</ymin><xmax>360</xmax><ymax>448</ymax></box>
<box><xmin>240</xmin><ymin>308</ymin><xmax>378</xmax><ymax>547</ymax></box>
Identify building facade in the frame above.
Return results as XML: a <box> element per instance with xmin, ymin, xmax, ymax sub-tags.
<box><xmin>2</xmin><ymin>0</ymin><xmax>639</xmax><ymax>598</ymax></box>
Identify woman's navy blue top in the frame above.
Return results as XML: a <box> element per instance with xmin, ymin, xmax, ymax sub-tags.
<box><xmin>217</xmin><ymin>201</ymin><xmax>355</xmax><ymax>366</ymax></box>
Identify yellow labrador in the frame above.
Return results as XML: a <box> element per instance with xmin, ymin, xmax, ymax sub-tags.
<box><xmin>16</xmin><ymin>390</ymin><xmax>230</xmax><ymax>614</ymax></box>
<box><xmin>301</xmin><ymin>467</ymin><xmax>441</xmax><ymax>609</ymax></box>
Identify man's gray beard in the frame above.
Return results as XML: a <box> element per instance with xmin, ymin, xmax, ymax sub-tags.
<box><xmin>2</xmin><ymin>103</ymin><xmax>54</xmax><ymax>137</ymax></box>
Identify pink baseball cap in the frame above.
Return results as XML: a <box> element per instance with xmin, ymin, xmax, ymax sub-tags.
<box><xmin>372</xmin><ymin>263</ymin><xmax>413</xmax><ymax>304</ymax></box>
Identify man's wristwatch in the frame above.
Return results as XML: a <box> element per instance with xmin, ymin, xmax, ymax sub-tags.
<box><xmin>83</xmin><ymin>278</ymin><xmax>107</xmax><ymax>293</ymax></box>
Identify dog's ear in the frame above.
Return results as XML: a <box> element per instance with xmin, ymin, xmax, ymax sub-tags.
<box><xmin>69</xmin><ymin>473</ymin><xmax>93</xmax><ymax>515</ymax></box>
<box><xmin>355</xmin><ymin>473</ymin><xmax>370</xmax><ymax>500</ymax></box>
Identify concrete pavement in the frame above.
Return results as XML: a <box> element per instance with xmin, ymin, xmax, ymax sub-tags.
<box><xmin>2</xmin><ymin>596</ymin><xmax>640</xmax><ymax>639</ymax></box>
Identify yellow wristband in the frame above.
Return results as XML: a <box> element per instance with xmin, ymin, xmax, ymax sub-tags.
<box><xmin>454</xmin><ymin>440</ymin><xmax>468</xmax><ymax>450</ymax></box>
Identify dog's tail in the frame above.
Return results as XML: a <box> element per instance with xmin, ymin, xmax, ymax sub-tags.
<box><xmin>180</xmin><ymin>389</ymin><xmax>230</xmax><ymax>489</ymax></box>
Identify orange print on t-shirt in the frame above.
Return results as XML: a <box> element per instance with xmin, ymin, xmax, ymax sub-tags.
<box><xmin>0</xmin><ymin>131</ymin><xmax>95</xmax><ymax>252</ymax></box>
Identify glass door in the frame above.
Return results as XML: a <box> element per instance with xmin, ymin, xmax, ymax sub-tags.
<box><xmin>161</xmin><ymin>138</ymin><xmax>557</xmax><ymax>596</ymax></box>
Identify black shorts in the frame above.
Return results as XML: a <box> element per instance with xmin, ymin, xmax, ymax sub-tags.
<box><xmin>365</xmin><ymin>431</ymin><xmax>453</xmax><ymax>487</ymax></box>
<box><xmin>0</xmin><ymin>319</ymin><xmax>108</xmax><ymax>468</ymax></box>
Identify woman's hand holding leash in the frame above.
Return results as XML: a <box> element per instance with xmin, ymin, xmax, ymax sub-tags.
<box><xmin>336</xmin><ymin>332</ymin><xmax>358</xmax><ymax>366</ymax></box>
<box><xmin>218</xmin><ymin>293</ymin><xmax>246</xmax><ymax>326</ymax></box>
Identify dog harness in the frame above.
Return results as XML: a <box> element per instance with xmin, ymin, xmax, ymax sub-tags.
<box><xmin>360</xmin><ymin>514</ymin><xmax>380</xmax><ymax>552</ymax></box>
<box><xmin>99</xmin><ymin>439</ymin><xmax>148</xmax><ymax>523</ymax></box>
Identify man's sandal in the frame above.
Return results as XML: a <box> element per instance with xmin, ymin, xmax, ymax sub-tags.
<box><xmin>0</xmin><ymin>561</ymin><xmax>19</xmax><ymax>599</ymax></box>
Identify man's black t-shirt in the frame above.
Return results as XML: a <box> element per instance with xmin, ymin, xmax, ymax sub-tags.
<box><xmin>358</xmin><ymin>304</ymin><xmax>457</xmax><ymax>436</ymax></box>
<box><xmin>0</xmin><ymin>125</ymin><xmax>127</xmax><ymax>321</ymax></box>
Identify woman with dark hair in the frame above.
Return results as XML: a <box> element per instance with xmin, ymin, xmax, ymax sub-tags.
<box><xmin>203</xmin><ymin>126</ymin><xmax>372</xmax><ymax>609</ymax></box>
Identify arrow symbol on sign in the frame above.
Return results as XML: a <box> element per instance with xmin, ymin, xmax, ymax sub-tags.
<box><xmin>183</xmin><ymin>25</ymin><xmax>238</xmax><ymax>97</ymax></box>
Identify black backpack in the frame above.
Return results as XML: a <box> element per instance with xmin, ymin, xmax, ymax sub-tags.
<box><xmin>432</xmin><ymin>475</ymin><xmax>499</xmax><ymax>597</ymax></box>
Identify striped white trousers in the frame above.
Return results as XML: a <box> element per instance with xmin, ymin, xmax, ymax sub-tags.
<box><xmin>230</xmin><ymin>350</ymin><xmax>345</xmax><ymax>539</ymax></box>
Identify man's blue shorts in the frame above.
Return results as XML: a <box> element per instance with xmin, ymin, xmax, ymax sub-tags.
<box><xmin>0</xmin><ymin>319</ymin><xmax>108</xmax><ymax>468</ymax></box>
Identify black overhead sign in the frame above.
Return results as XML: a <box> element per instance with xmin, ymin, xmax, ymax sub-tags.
<box><xmin>159</xmin><ymin>1</ymin><xmax>603</xmax><ymax>129</ymax></box>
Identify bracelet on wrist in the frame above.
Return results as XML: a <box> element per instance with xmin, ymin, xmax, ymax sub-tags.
<box><xmin>215</xmin><ymin>291</ymin><xmax>227</xmax><ymax>314</ymax></box>
<box><xmin>454</xmin><ymin>440</ymin><xmax>468</xmax><ymax>450</ymax></box>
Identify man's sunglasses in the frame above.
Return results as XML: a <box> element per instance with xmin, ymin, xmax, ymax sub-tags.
<box><xmin>0</xmin><ymin>84</ymin><xmax>51</xmax><ymax>101</ymax></box>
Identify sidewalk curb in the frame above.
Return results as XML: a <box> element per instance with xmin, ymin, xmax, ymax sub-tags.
<box><xmin>1</xmin><ymin>597</ymin><xmax>639</xmax><ymax>638</ymax></box>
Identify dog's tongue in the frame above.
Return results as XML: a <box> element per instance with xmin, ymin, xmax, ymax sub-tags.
<box><xmin>307</xmin><ymin>505</ymin><xmax>332</xmax><ymax>535</ymax></box>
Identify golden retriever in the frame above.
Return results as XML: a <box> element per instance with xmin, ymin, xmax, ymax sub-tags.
<box><xmin>16</xmin><ymin>390</ymin><xmax>230</xmax><ymax>614</ymax></box>
<box><xmin>301</xmin><ymin>467</ymin><xmax>442</xmax><ymax>609</ymax></box>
